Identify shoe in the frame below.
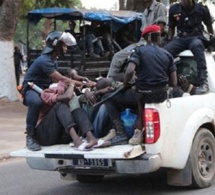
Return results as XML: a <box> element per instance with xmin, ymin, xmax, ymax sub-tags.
<box><xmin>193</xmin><ymin>84</ymin><xmax>209</xmax><ymax>95</ymax></box>
<box><xmin>93</xmin><ymin>139</ymin><xmax>111</xmax><ymax>148</ymax></box>
<box><xmin>74</xmin><ymin>142</ymin><xmax>93</xmax><ymax>151</ymax></box>
<box><xmin>26</xmin><ymin>135</ymin><xmax>41</xmax><ymax>151</ymax></box>
<box><xmin>101</xmin><ymin>129</ymin><xmax>116</xmax><ymax>141</ymax></box>
<box><xmin>88</xmin><ymin>53</ymin><xmax>100</xmax><ymax>58</ymax></box>
<box><xmin>110</xmin><ymin>133</ymin><xmax>128</xmax><ymax>146</ymax></box>
<box><xmin>101</xmin><ymin>51</ymin><xmax>110</xmax><ymax>57</ymax></box>
<box><xmin>128</xmin><ymin>129</ymin><xmax>143</xmax><ymax>145</ymax></box>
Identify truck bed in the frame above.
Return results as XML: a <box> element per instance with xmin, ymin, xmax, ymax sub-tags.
<box><xmin>10</xmin><ymin>144</ymin><xmax>145</xmax><ymax>159</ymax></box>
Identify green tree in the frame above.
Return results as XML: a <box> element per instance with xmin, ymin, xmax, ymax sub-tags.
<box><xmin>14</xmin><ymin>0</ymin><xmax>82</xmax><ymax>52</ymax></box>
<box><xmin>20</xmin><ymin>0</ymin><xmax>82</xmax><ymax>16</ymax></box>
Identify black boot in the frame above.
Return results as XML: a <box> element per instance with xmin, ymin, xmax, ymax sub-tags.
<box><xmin>193</xmin><ymin>70</ymin><xmax>209</xmax><ymax>95</ymax></box>
<box><xmin>26</xmin><ymin>127</ymin><xmax>41</xmax><ymax>151</ymax></box>
<box><xmin>110</xmin><ymin>119</ymin><xmax>128</xmax><ymax>145</ymax></box>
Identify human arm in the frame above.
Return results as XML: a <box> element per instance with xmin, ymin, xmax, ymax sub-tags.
<box><xmin>68</xmin><ymin>69</ymin><xmax>96</xmax><ymax>88</ymax></box>
<box><xmin>206</xmin><ymin>25</ymin><xmax>214</xmax><ymax>35</ymax></box>
<box><xmin>49</xmin><ymin>70</ymin><xmax>82</xmax><ymax>86</ymax></box>
<box><xmin>167</xmin><ymin>52</ymin><xmax>177</xmax><ymax>87</ymax></box>
<box><xmin>155</xmin><ymin>3</ymin><xmax>168</xmax><ymax>33</ymax></box>
<box><xmin>124</xmin><ymin>47</ymin><xmax>139</xmax><ymax>86</ymax></box>
<box><xmin>166</xmin><ymin>5</ymin><xmax>176</xmax><ymax>41</ymax></box>
<box><xmin>41</xmin><ymin>82</ymin><xmax>74</xmax><ymax>105</ymax></box>
<box><xmin>94</xmin><ymin>86</ymin><xmax>114</xmax><ymax>96</ymax></box>
<box><xmin>167</xmin><ymin>27</ymin><xmax>175</xmax><ymax>41</ymax></box>
<box><xmin>169</xmin><ymin>71</ymin><xmax>177</xmax><ymax>87</ymax></box>
<box><xmin>56</xmin><ymin>83</ymin><xmax>74</xmax><ymax>102</ymax></box>
<box><xmin>124</xmin><ymin>62</ymin><xmax>136</xmax><ymax>86</ymax></box>
<box><xmin>84</xmin><ymin>89</ymin><xmax>97</xmax><ymax>105</ymax></box>
<box><xmin>202</xmin><ymin>5</ymin><xmax>214</xmax><ymax>35</ymax></box>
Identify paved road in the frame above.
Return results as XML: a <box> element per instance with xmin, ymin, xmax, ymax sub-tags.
<box><xmin>0</xmin><ymin>158</ymin><xmax>215</xmax><ymax>195</ymax></box>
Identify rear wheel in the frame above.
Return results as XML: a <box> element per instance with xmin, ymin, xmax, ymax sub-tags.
<box><xmin>76</xmin><ymin>174</ymin><xmax>104</xmax><ymax>183</ymax></box>
<box><xmin>190</xmin><ymin>128</ymin><xmax>215</xmax><ymax>188</ymax></box>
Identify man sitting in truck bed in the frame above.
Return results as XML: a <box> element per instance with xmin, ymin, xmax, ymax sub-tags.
<box><xmin>103</xmin><ymin>25</ymin><xmax>177</xmax><ymax>145</ymax></box>
<box><xmin>164</xmin><ymin>0</ymin><xmax>214</xmax><ymax>95</ymax></box>
<box><xmin>36</xmin><ymin>81</ymin><xmax>99</xmax><ymax>151</ymax></box>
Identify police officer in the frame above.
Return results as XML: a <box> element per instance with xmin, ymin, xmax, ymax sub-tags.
<box><xmin>104</xmin><ymin>25</ymin><xmax>177</xmax><ymax>145</ymax></box>
<box><xmin>22</xmin><ymin>31</ymin><xmax>77</xmax><ymax>151</ymax></box>
<box><xmin>164</xmin><ymin>0</ymin><xmax>214</xmax><ymax>95</ymax></box>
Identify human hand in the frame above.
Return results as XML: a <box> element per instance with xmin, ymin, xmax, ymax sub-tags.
<box><xmin>85</xmin><ymin>80</ymin><xmax>97</xmax><ymax>88</ymax></box>
<box><xmin>178</xmin><ymin>75</ymin><xmax>190</xmax><ymax>92</ymax></box>
<box><xmin>85</xmin><ymin>90</ymin><xmax>97</xmax><ymax>105</ymax></box>
<box><xmin>97</xmin><ymin>86</ymin><xmax>114</xmax><ymax>95</ymax></box>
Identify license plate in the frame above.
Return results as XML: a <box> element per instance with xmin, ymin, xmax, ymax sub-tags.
<box><xmin>72</xmin><ymin>159</ymin><xmax>111</xmax><ymax>168</ymax></box>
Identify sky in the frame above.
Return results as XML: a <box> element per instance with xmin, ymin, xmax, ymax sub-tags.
<box><xmin>81</xmin><ymin>0</ymin><xmax>118</xmax><ymax>10</ymax></box>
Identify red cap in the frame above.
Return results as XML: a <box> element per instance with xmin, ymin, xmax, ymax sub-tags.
<box><xmin>142</xmin><ymin>25</ymin><xmax>161</xmax><ymax>37</ymax></box>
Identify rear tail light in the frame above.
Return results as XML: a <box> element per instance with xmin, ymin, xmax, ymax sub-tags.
<box><xmin>144</xmin><ymin>108</ymin><xmax>160</xmax><ymax>144</ymax></box>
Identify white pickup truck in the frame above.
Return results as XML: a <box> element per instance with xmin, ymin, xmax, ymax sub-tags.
<box><xmin>11</xmin><ymin>51</ymin><xmax>215</xmax><ymax>189</ymax></box>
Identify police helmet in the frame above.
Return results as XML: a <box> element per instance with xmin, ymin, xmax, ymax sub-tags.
<box><xmin>43</xmin><ymin>31</ymin><xmax>77</xmax><ymax>54</ymax></box>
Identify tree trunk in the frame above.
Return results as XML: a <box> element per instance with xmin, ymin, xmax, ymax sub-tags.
<box><xmin>119</xmin><ymin>0</ymin><xmax>125</xmax><ymax>10</ymax></box>
<box><xmin>0</xmin><ymin>0</ymin><xmax>21</xmax><ymax>101</ymax></box>
<box><xmin>42</xmin><ymin>19</ymin><xmax>53</xmax><ymax>40</ymax></box>
<box><xmin>126</xmin><ymin>0</ymin><xmax>133</xmax><ymax>10</ymax></box>
<box><xmin>126</xmin><ymin>0</ymin><xmax>146</xmax><ymax>11</ymax></box>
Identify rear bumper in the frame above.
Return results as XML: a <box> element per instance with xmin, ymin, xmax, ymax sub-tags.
<box><xmin>26</xmin><ymin>153</ymin><xmax>161</xmax><ymax>175</ymax></box>
<box><xmin>115</xmin><ymin>153</ymin><xmax>161</xmax><ymax>174</ymax></box>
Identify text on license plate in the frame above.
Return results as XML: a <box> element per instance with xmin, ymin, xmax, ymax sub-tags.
<box><xmin>72</xmin><ymin>159</ymin><xmax>111</xmax><ymax>167</ymax></box>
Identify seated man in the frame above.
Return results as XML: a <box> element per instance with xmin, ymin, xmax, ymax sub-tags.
<box><xmin>35</xmin><ymin>81</ymin><xmax>99</xmax><ymax>150</ymax></box>
<box><xmin>104</xmin><ymin>25</ymin><xmax>177</xmax><ymax>145</ymax></box>
<box><xmin>164</xmin><ymin>0</ymin><xmax>214</xmax><ymax>95</ymax></box>
<box><xmin>115</xmin><ymin>22</ymin><xmax>136</xmax><ymax>49</ymax></box>
<box><xmin>82</xmin><ymin>24</ymin><xmax>105</xmax><ymax>58</ymax></box>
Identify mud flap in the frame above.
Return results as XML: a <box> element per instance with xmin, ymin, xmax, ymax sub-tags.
<box><xmin>167</xmin><ymin>156</ymin><xmax>192</xmax><ymax>187</ymax></box>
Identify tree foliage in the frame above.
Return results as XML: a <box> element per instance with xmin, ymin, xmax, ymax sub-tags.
<box><xmin>14</xmin><ymin>0</ymin><xmax>82</xmax><ymax>49</ymax></box>
<box><xmin>19</xmin><ymin>0</ymin><xmax>82</xmax><ymax>16</ymax></box>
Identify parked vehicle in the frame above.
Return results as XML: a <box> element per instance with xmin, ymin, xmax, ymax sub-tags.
<box><xmin>26</xmin><ymin>8</ymin><xmax>141</xmax><ymax>80</ymax></box>
<box><xmin>11</xmin><ymin>50</ymin><xmax>215</xmax><ymax>189</ymax></box>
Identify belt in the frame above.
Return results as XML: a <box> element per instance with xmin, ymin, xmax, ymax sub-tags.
<box><xmin>179</xmin><ymin>32</ymin><xmax>194</xmax><ymax>37</ymax></box>
<box><xmin>178</xmin><ymin>31</ymin><xmax>202</xmax><ymax>37</ymax></box>
<box><xmin>136</xmin><ymin>86</ymin><xmax>168</xmax><ymax>95</ymax></box>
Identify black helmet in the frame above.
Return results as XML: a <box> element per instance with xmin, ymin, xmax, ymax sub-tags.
<box><xmin>43</xmin><ymin>31</ymin><xmax>76</xmax><ymax>54</ymax></box>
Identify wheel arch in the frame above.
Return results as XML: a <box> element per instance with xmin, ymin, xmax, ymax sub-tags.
<box><xmin>173</xmin><ymin>107</ymin><xmax>215</xmax><ymax>169</ymax></box>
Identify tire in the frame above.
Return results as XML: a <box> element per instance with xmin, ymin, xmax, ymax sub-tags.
<box><xmin>190</xmin><ymin>128</ymin><xmax>215</xmax><ymax>188</ymax></box>
<box><xmin>76</xmin><ymin>174</ymin><xmax>104</xmax><ymax>183</ymax></box>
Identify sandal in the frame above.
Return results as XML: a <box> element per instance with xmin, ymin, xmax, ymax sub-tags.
<box><xmin>93</xmin><ymin>139</ymin><xmax>111</xmax><ymax>148</ymax></box>
<box><xmin>74</xmin><ymin>142</ymin><xmax>93</xmax><ymax>151</ymax></box>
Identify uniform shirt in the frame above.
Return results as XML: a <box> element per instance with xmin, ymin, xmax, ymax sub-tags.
<box><xmin>128</xmin><ymin>44</ymin><xmax>176</xmax><ymax>89</ymax></box>
<box><xmin>141</xmin><ymin>0</ymin><xmax>167</xmax><ymax>31</ymax></box>
<box><xmin>168</xmin><ymin>2</ymin><xmax>213</xmax><ymax>35</ymax></box>
<box><xmin>24</xmin><ymin>54</ymin><xmax>57</xmax><ymax>89</ymax></box>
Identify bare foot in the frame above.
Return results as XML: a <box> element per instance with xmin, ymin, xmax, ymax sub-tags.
<box><xmin>73</xmin><ymin>138</ymin><xmax>83</xmax><ymax>148</ymax></box>
<box><xmin>86</xmin><ymin>137</ymin><xmax>98</xmax><ymax>148</ymax></box>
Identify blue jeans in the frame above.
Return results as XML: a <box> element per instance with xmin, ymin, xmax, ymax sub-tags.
<box><xmin>92</xmin><ymin>104</ymin><xmax>110</xmax><ymax>138</ymax></box>
<box><xmin>86</xmin><ymin>33</ymin><xmax>104</xmax><ymax>55</ymax></box>
<box><xmin>164</xmin><ymin>36</ymin><xmax>206</xmax><ymax>71</ymax></box>
<box><xmin>25</xmin><ymin>89</ymin><xmax>43</xmax><ymax>131</ymax></box>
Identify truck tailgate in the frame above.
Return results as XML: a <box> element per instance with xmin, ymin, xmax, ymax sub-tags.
<box><xmin>10</xmin><ymin>144</ymin><xmax>145</xmax><ymax>159</ymax></box>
